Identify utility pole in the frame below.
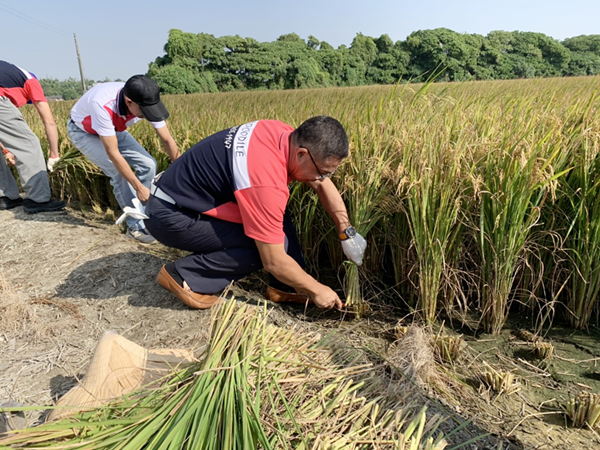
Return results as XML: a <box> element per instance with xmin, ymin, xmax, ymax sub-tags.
<box><xmin>73</xmin><ymin>33</ymin><xmax>87</xmax><ymax>92</ymax></box>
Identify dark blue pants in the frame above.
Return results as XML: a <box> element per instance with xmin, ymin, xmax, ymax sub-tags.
<box><xmin>144</xmin><ymin>195</ymin><xmax>305</xmax><ymax>294</ymax></box>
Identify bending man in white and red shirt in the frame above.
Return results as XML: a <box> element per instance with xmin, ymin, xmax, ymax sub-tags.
<box><xmin>0</xmin><ymin>60</ymin><xmax>65</xmax><ymax>213</ymax></box>
<box><xmin>145</xmin><ymin>116</ymin><xmax>366</xmax><ymax>310</ymax></box>
<box><xmin>68</xmin><ymin>75</ymin><xmax>179</xmax><ymax>244</ymax></box>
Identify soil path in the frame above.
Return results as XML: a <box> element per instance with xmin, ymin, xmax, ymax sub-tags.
<box><xmin>0</xmin><ymin>207</ymin><xmax>214</xmax><ymax>411</ymax></box>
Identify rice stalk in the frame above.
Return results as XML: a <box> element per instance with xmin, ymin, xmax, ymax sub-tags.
<box><xmin>478</xmin><ymin>362</ymin><xmax>520</xmax><ymax>396</ymax></box>
<box><xmin>531</xmin><ymin>341</ymin><xmax>554</xmax><ymax>360</ymax></box>
<box><xmin>564</xmin><ymin>392</ymin><xmax>600</xmax><ymax>429</ymax></box>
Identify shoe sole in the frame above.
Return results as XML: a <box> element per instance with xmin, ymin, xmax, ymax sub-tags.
<box><xmin>265</xmin><ymin>286</ymin><xmax>312</xmax><ymax>305</ymax></box>
<box><xmin>0</xmin><ymin>199</ymin><xmax>24</xmax><ymax>210</ymax></box>
<box><xmin>23</xmin><ymin>205</ymin><xmax>65</xmax><ymax>214</ymax></box>
<box><xmin>125</xmin><ymin>232</ymin><xmax>157</xmax><ymax>245</ymax></box>
<box><xmin>127</xmin><ymin>236</ymin><xmax>157</xmax><ymax>245</ymax></box>
<box><xmin>157</xmin><ymin>266</ymin><xmax>220</xmax><ymax>309</ymax></box>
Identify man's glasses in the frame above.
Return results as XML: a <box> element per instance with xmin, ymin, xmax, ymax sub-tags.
<box><xmin>305</xmin><ymin>148</ymin><xmax>335</xmax><ymax>180</ymax></box>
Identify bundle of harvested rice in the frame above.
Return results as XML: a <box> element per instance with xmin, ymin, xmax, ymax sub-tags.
<box><xmin>0</xmin><ymin>300</ymin><xmax>447</xmax><ymax>450</ymax></box>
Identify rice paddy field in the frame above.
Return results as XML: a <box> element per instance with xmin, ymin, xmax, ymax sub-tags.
<box><xmin>3</xmin><ymin>76</ymin><xmax>600</xmax><ymax>449</ymax></box>
<box><xmin>24</xmin><ymin>75</ymin><xmax>600</xmax><ymax>333</ymax></box>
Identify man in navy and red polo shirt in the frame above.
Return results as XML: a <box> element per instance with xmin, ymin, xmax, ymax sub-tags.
<box><xmin>144</xmin><ymin>116</ymin><xmax>367</xmax><ymax>310</ymax></box>
<box><xmin>68</xmin><ymin>75</ymin><xmax>179</xmax><ymax>244</ymax></box>
<box><xmin>0</xmin><ymin>60</ymin><xmax>65</xmax><ymax>213</ymax></box>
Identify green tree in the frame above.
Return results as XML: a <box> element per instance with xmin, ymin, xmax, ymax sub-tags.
<box><xmin>486</xmin><ymin>31</ymin><xmax>570</xmax><ymax>78</ymax></box>
<box><xmin>563</xmin><ymin>35</ymin><xmax>600</xmax><ymax>54</ymax></box>
<box><xmin>565</xmin><ymin>51</ymin><xmax>600</xmax><ymax>75</ymax></box>
<box><xmin>39</xmin><ymin>77</ymin><xmax>94</xmax><ymax>100</ymax></box>
<box><xmin>366</xmin><ymin>35</ymin><xmax>409</xmax><ymax>84</ymax></box>
<box><xmin>146</xmin><ymin>28</ymin><xmax>587</xmax><ymax>93</ymax></box>
<box><xmin>403</xmin><ymin>28</ymin><xmax>480</xmax><ymax>81</ymax></box>
<box><xmin>147</xmin><ymin>64</ymin><xmax>217</xmax><ymax>94</ymax></box>
<box><xmin>563</xmin><ymin>35</ymin><xmax>600</xmax><ymax>75</ymax></box>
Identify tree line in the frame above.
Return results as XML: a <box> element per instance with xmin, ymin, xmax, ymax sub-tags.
<box><xmin>41</xmin><ymin>28</ymin><xmax>600</xmax><ymax>98</ymax></box>
<box><xmin>39</xmin><ymin>77</ymin><xmax>123</xmax><ymax>101</ymax></box>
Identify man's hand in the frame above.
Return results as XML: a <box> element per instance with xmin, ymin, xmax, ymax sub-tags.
<box><xmin>310</xmin><ymin>284</ymin><xmax>344</xmax><ymax>310</ymax></box>
<box><xmin>3</xmin><ymin>150</ymin><xmax>15</xmax><ymax>166</ymax></box>
<box><xmin>100</xmin><ymin>135</ymin><xmax>151</xmax><ymax>203</ymax></box>
<box><xmin>1</xmin><ymin>141</ymin><xmax>15</xmax><ymax>166</ymax></box>
<box><xmin>136</xmin><ymin>185</ymin><xmax>151</xmax><ymax>203</ymax></box>
<box><xmin>256</xmin><ymin>240</ymin><xmax>344</xmax><ymax>310</ymax></box>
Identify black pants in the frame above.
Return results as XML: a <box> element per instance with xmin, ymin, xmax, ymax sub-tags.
<box><xmin>144</xmin><ymin>195</ymin><xmax>305</xmax><ymax>294</ymax></box>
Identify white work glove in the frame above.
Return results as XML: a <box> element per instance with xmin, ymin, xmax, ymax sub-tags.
<box><xmin>115</xmin><ymin>198</ymin><xmax>149</xmax><ymax>225</ymax></box>
<box><xmin>341</xmin><ymin>233</ymin><xmax>367</xmax><ymax>266</ymax></box>
<box><xmin>47</xmin><ymin>157</ymin><xmax>60</xmax><ymax>172</ymax></box>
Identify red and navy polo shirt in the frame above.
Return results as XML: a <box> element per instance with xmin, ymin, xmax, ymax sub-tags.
<box><xmin>0</xmin><ymin>60</ymin><xmax>46</xmax><ymax>108</ymax></box>
<box><xmin>155</xmin><ymin>120</ymin><xmax>293</xmax><ymax>244</ymax></box>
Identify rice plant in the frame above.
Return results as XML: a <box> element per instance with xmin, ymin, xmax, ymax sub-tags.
<box><xmin>398</xmin><ymin>94</ymin><xmax>468</xmax><ymax>323</ymax></box>
<box><xmin>557</xmin><ymin>92</ymin><xmax>600</xmax><ymax>329</ymax></box>
<box><xmin>338</xmin><ymin>88</ymin><xmax>405</xmax><ymax>315</ymax></box>
<box><xmin>472</xmin><ymin>92</ymin><xmax>569</xmax><ymax>334</ymax></box>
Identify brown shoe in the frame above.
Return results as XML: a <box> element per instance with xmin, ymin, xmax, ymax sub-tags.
<box><xmin>265</xmin><ymin>286</ymin><xmax>312</xmax><ymax>305</ymax></box>
<box><xmin>157</xmin><ymin>265</ymin><xmax>220</xmax><ymax>309</ymax></box>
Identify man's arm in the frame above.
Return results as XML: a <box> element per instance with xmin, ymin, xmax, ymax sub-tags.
<box><xmin>255</xmin><ymin>240</ymin><xmax>343</xmax><ymax>309</ymax></box>
<box><xmin>99</xmin><ymin>135</ymin><xmax>150</xmax><ymax>202</ymax></box>
<box><xmin>155</xmin><ymin>125</ymin><xmax>180</xmax><ymax>162</ymax></box>
<box><xmin>305</xmin><ymin>178</ymin><xmax>351</xmax><ymax>234</ymax></box>
<box><xmin>33</xmin><ymin>101</ymin><xmax>59</xmax><ymax>159</ymax></box>
<box><xmin>306</xmin><ymin>178</ymin><xmax>367</xmax><ymax>265</ymax></box>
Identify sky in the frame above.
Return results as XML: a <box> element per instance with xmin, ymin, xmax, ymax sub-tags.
<box><xmin>2</xmin><ymin>0</ymin><xmax>599</xmax><ymax>81</ymax></box>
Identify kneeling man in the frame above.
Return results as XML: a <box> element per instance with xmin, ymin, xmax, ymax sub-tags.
<box><xmin>144</xmin><ymin>116</ymin><xmax>365</xmax><ymax>309</ymax></box>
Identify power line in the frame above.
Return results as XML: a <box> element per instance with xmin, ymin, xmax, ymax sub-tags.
<box><xmin>0</xmin><ymin>3</ymin><xmax>71</xmax><ymax>38</ymax></box>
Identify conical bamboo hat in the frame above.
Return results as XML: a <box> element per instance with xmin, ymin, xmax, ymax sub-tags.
<box><xmin>47</xmin><ymin>330</ymin><xmax>194</xmax><ymax>422</ymax></box>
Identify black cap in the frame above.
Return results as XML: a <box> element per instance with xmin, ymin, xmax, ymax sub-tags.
<box><xmin>123</xmin><ymin>75</ymin><xmax>169</xmax><ymax>122</ymax></box>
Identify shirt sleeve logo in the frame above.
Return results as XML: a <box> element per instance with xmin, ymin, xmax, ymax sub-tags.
<box><xmin>231</xmin><ymin>121</ymin><xmax>258</xmax><ymax>190</ymax></box>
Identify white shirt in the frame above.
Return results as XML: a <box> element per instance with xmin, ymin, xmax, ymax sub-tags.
<box><xmin>70</xmin><ymin>82</ymin><xmax>165</xmax><ymax>136</ymax></box>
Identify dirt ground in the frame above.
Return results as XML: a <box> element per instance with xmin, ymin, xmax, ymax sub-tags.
<box><xmin>1</xmin><ymin>205</ymin><xmax>599</xmax><ymax>449</ymax></box>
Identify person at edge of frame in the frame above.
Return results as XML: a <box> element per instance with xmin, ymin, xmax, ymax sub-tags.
<box><xmin>0</xmin><ymin>60</ymin><xmax>65</xmax><ymax>213</ymax></box>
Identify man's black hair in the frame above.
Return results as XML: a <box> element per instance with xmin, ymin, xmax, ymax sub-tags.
<box><xmin>291</xmin><ymin>116</ymin><xmax>348</xmax><ymax>161</ymax></box>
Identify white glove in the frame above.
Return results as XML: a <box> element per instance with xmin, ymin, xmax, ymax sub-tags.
<box><xmin>341</xmin><ymin>233</ymin><xmax>367</xmax><ymax>266</ymax></box>
<box><xmin>47</xmin><ymin>157</ymin><xmax>60</xmax><ymax>172</ymax></box>
<box><xmin>115</xmin><ymin>198</ymin><xmax>149</xmax><ymax>225</ymax></box>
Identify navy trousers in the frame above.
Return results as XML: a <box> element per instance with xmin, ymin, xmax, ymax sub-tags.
<box><xmin>144</xmin><ymin>195</ymin><xmax>305</xmax><ymax>294</ymax></box>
